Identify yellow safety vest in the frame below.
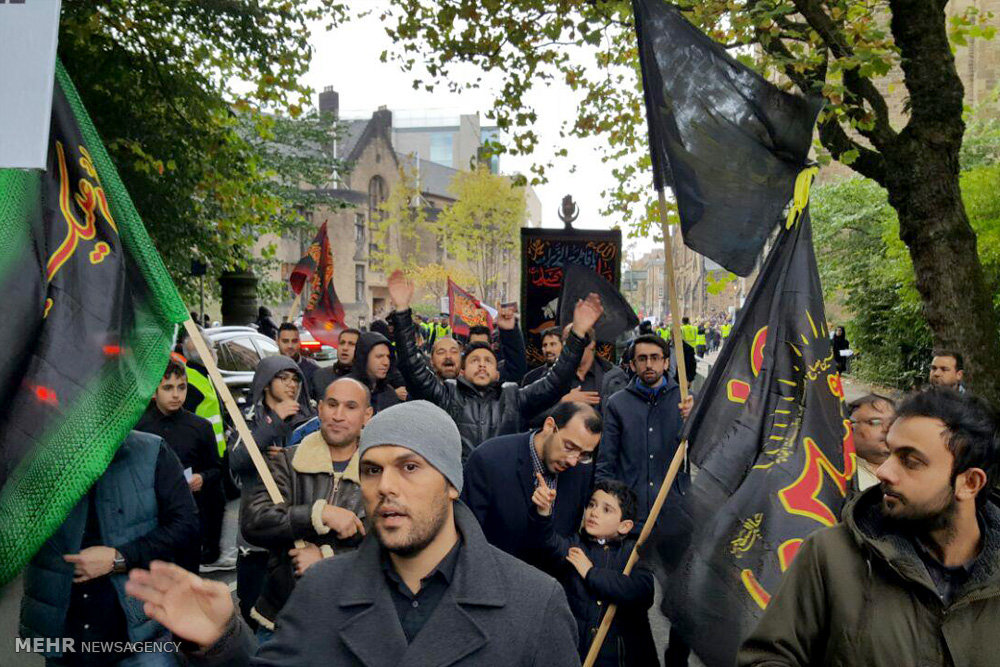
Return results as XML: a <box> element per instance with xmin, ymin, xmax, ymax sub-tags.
<box><xmin>721</xmin><ymin>324</ymin><xmax>732</xmax><ymax>338</ymax></box>
<box><xmin>186</xmin><ymin>366</ymin><xmax>225</xmax><ymax>457</ymax></box>
<box><xmin>682</xmin><ymin>324</ymin><xmax>698</xmax><ymax>347</ymax></box>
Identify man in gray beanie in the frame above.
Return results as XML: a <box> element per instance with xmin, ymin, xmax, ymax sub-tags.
<box><xmin>127</xmin><ymin>401</ymin><xmax>583</xmax><ymax>666</ymax></box>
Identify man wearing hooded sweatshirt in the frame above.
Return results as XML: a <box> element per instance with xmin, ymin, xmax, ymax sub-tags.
<box><xmin>740</xmin><ymin>388</ymin><xmax>1000</xmax><ymax>667</ymax></box>
<box><xmin>228</xmin><ymin>356</ymin><xmax>315</xmax><ymax>626</ymax></box>
<box><xmin>386</xmin><ymin>270</ymin><xmax>604</xmax><ymax>461</ymax></box>
<box><xmin>349</xmin><ymin>331</ymin><xmax>404</xmax><ymax>414</ymax></box>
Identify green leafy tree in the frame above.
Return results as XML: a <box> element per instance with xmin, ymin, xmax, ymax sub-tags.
<box><xmin>438</xmin><ymin>166</ymin><xmax>527</xmax><ymax>305</ymax></box>
<box><xmin>379</xmin><ymin>0</ymin><xmax>1000</xmax><ymax>401</ymax></box>
<box><xmin>58</xmin><ymin>0</ymin><xmax>348</xmax><ymax>304</ymax></box>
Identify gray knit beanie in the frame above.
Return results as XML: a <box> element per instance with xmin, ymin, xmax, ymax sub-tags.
<box><xmin>359</xmin><ymin>400</ymin><xmax>463</xmax><ymax>493</ymax></box>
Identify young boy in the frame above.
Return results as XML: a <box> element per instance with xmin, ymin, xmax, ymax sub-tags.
<box><xmin>531</xmin><ymin>477</ymin><xmax>657</xmax><ymax>666</ymax></box>
<box><xmin>136</xmin><ymin>355</ymin><xmax>224</xmax><ymax>568</ymax></box>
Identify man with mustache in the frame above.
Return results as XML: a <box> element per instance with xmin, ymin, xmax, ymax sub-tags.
<box><xmin>125</xmin><ymin>401</ymin><xmax>581</xmax><ymax>665</ymax></box>
<box><xmin>429</xmin><ymin>336</ymin><xmax>462</xmax><ymax>380</ymax></box>
<box><xmin>386</xmin><ymin>270</ymin><xmax>603</xmax><ymax>461</ymax></box>
<box><xmin>739</xmin><ymin>388</ymin><xmax>1000</xmax><ymax>667</ymax></box>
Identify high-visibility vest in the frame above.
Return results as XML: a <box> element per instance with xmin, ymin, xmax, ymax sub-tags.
<box><xmin>657</xmin><ymin>327</ymin><xmax>671</xmax><ymax>342</ymax></box>
<box><xmin>681</xmin><ymin>324</ymin><xmax>698</xmax><ymax>347</ymax></box>
<box><xmin>186</xmin><ymin>366</ymin><xmax>225</xmax><ymax>457</ymax></box>
<box><xmin>696</xmin><ymin>331</ymin><xmax>706</xmax><ymax>347</ymax></box>
<box><xmin>721</xmin><ymin>323</ymin><xmax>732</xmax><ymax>338</ymax></box>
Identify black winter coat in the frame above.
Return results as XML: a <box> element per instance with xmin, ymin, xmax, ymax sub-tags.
<box><xmin>389</xmin><ymin>308</ymin><xmax>586</xmax><ymax>460</ymax></box>
<box><xmin>528</xmin><ymin>511</ymin><xmax>657</xmax><ymax>667</ymax></box>
<box><xmin>240</xmin><ymin>432</ymin><xmax>364</xmax><ymax>626</ymax></box>
<box><xmin>348</xmin><ymin>331</ymin><xmax>403</xmax><ymax>414</ymax></box>
<box><xmin>462</xmin><ymin>431</ymin><xmax>593</xmax><ymax>571</ymax></box>
<box><xmin>596</xmin><ymin>376</ymin><xmax>688</xmax><ymax>529</ymax></box>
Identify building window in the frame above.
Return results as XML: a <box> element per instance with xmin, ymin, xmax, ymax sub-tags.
<box><xmin>429</xmin><ymin>132</ymin><xmax>453</xmax><ymax>167</ymax></box>
<box><xmin>368</xmin><ymin>176</ymin><xmax>386</xmax><ymax>223</ymax></box>
<box><xmin>355</xmin><ymin>264</ymin><xmax>365</xmax><ymax>303</ymax></box>
<box><xmin>355</xmin><ymin>213</ymin><xmax>365</xmax><ymax>245</ymax></box>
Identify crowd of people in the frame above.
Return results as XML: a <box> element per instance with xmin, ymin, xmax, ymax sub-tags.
<box><xmin>20</xmin><ymin>272</ymin><xmax>1000</xmax><ymax>666</ymax></box>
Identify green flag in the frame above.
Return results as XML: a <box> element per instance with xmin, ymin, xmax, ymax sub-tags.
<box><xmin>0</xmin><ymin>62</ymin><xmax>187</xmax><ymax>585</ymax></box>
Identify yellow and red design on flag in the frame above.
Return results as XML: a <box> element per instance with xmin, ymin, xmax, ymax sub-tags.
<box><xmin>289</xmin><ymin>223</ymin><xmax>345</xmax><ymax>348</ymax></box>
<box><xmin>447</xmin><ymin>278</ymin><xmax>493</xmax><ymax>338</ymax></box>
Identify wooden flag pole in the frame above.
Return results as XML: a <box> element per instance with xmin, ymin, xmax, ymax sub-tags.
<box><xmin>582</xmin><ymin>189</ymin><xmax>690</xmax><ymax>667</ymax></box>
<box><xmin>286</xmin><ymin>291</ymin><xmax>303</xmax><ymax>324</ymax></box>
<box><xmin>181</xmin><ymin>318</ymin><xmax>307</xmax><ymax>549</ymax></box>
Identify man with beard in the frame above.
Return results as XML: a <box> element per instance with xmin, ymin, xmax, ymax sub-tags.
<box><xmin>739</xmin><ymin>388</ymin><xmax>1000</xmax><ymax>667</ymax></box>
<box><xmin>929</xmin><ymin>349</ymin><xmax>966</xmax><ymax>393</ymax></box>
<box><xmin>126</xmin><ymin>401</ymin><xmax>581</xmax><ymax>665</ymax></box>
<box><xmin>462</xmin><ymin>401</ymin><xmax>602</xmax><ymax>570</ymax></box>
<box><xmin>848</xmin><ymin>393</ymin><xmax>896</xmax><ymax>492</ymax></box>
<box><xmin>348</xmin><ymin>331</ymin><xmax>404</xmax><ymax>413</ymax></box>
<box><xmin>520</xmin><ymin>326</ymin><xmax>567</xmax><ymax>387</ymax></box>
<box><xmin>241</xmin><ymin>377</ymin><xmax>370</xmax><ymax>641</ymax></box>
<box><xmin>429</xmin><ymin>336</ymin><xmax>462</xmax><ymax>380</ymax></box>
<box><xmin>387</xmin><ymin>270</ymin><xmax>602</xmax><ymax>461</ymax></box>
<box><xmin>309</xmin><ymin>328</ymin><xmax>361</xmax><ymax>401</ymax></box>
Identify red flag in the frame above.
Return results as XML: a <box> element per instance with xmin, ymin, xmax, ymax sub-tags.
<box><xmin>447</xmin><ymin>278</ymin><xmax>493</xmax><ymax>338</ymax></box>
<box><xmin>289</xmin><ymin>223</ymin><xmax>345</xmax><ymax>347</ymax></box>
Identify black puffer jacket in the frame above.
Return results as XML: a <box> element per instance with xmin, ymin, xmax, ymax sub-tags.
<box><xmin>241</xmin><ymin>431</ymin><xmax>365</xmax><ymax>627</ymax></box>
<box><xmin>389</xmin><ymin>308</ymin><xmax>586</xmax><ymax>460</ymax></box>
<box><xmin>348</xmin><ymin>332</ymin><xmax>403</xmax><ymax>414</ymax></box>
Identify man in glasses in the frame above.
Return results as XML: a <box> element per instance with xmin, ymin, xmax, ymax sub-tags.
<box><xmin>462</xmin><ymin>401</ymin><xmax>602</xmax><ymax>572</ymax></box>
<box><xmin>596</xmin><ymin>334</ymin><xmax>693</xmax><ymax>533</ymax></box>
<box><xmin>848</xmin><ymin>394</ymin><xmax>897</xmax><ymax>492</ymax></box>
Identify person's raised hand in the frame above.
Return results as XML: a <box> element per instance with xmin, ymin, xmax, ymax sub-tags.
<box><xmin>496</xmin><ymin>305</ymin><xmax>517</xmax><ymax>331</ymax></box>
<box><xmin>571</xmin><ymin>293</ymin><xmax>604</xmax><ymax>338</ymax></box>
<box><xmin>566</xmin><ymin>547</ymin><xmax>594</xmax><ymax>579</ymax></box>
<box><xmin>289</xmin><ymin>542</ymin><xmax>324</xmax><ymax>577</ymax></box>
<box><xmin>125</xmin><ymin>561</ymin><xmax>234</xmax><ymax>648</ymax></box>
<box><xmin>531</xmin><ymin>473</ymin><xmax>557</xmax><ymax>517</ymax></box>
<box><xmin>388</xmin><ymin>270</ymin><xmax>415</xmax><ymax>312</ymax></box>
<box><xmin>562</xmin><ymin>387</ymin><xmax>601</xmax><ymax>405</ymax></box>
<box><xmin>321</xmin><ymin>505</ymin><xmax>366</xmax><ymax>539</ymax></box>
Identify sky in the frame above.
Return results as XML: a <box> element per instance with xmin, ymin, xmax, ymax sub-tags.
<box><xmin>301</xmin><ymin>4</ymin><xmax>656</xmax><ymax>261</ymax></box>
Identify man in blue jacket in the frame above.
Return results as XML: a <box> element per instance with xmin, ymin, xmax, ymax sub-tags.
<box><xmin>462</xmin><ymin>401</ymin><xmax>602</xmax><ymax>572</ymax></box>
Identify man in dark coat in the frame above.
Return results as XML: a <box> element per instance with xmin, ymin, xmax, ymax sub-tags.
<box><xmin>255</xmin><ymin>306</ymin><xmax>279</xmax><ymax>340</ymax></box>
<box><xmin>308</xmin><ymin>328</ymin><xmax>360</xmax><ymax>400</ymax></box>
<box><xmin>462</xmin><ymin>401</ymin><xmax>602</xmax><ymax>571</ymax></box>
<box><xmin>386</xmin><ymin>269</ymin><xmax>604</xmax><ymax>460</ymax></box>
<box><xmin>137</xmin><ymin>356</ymin><xmax>225</xmax><ymax>566</ymax></box>
<box><xmin>596</xmin><ymin>334</ymin><xmax>693</xmax><ymax>531</ymax></box>
<box><xmin>127</xmin><ymin>400</ymin><xmax>581</xmax><ymax>666</ymax></box>
<box><xmin>348</xmin><ymin>331</ymin><xmax>404</xmax><ymax>414</ymax></box>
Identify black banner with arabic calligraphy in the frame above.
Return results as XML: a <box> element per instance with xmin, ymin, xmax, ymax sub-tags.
<box><xmin>520</xmin><ymin>228</ymin><xmax>621</xmax><ymax>367</ymax></box>
<box><xmin>640</xmin><ymin>211</ymin><xmax>854</xmax><ymax>667</ymax></box>
<box><xmin>0</xmin><ymin>63</ymin><xmax>187</xmax><ymax>584</ymax></box>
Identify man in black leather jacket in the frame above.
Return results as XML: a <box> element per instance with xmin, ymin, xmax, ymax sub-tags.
<box><xmin>385</xmin><ymin>270</ymin><xmax>605</xmax><ymax>461</ymax></box>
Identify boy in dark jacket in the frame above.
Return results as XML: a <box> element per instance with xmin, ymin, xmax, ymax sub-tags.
<box><xmin>530</xmin><ymin>478</ymin><xmax>657</xmax><ymax>667</ymax></box>
<box><xmin>137</xmin><ymin>355</ymin><xmax>225</xmax><ymax>566</ymax></box>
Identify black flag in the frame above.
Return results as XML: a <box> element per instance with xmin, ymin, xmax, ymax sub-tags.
<box><xmin>641</xmin><ymin>205</ymin><xmax>855</xmax><ymax>667</ymax></box>
<box><xmin>633</xmin><ymin>0</ymin><xmax>823</xmax><ymax>276</ymax></box>
<box><xmin>557</xmin><ymin>263</ymin><xmax>638</xmax><ymax>342</ymax></box>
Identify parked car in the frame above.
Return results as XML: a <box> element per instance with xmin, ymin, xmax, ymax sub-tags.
<box><xmin>203</xmin><ymin>326</ymin><xmax>281</xmax><ymax>405</ymax></box>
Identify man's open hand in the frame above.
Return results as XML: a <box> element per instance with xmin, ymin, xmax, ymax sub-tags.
<box><xmin>388</xmin><ymin>270</ymin><xmax>415</xmax><ymax>312</ymax></box>
<box><xmin>125</xmin><ymin>561</ymin><xmax>234</xmax><ymax>648</ymax></box>
<box><xmin>571</xmin><ymin>293</ymin><xmax>604</xmax><ymax>338</ymax></box>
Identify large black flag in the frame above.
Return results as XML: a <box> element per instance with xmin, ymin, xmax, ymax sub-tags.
<box><xmin>0</xmin><ymin>63</ymin><xmax>187</xmax><ymax>584</ymax></box>
<box><xmin>641</xmin><ymin>204</ymin><xmax>855</xmax><ymax>667</ymax></box>
<box><xmin>633</xmin><ymin>0</ymin><xmax>823</xmax><ymax>276</ymax></box>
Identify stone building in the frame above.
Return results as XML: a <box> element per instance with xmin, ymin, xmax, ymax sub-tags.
<box><xmin>257</xmin><ymin>87</ymin><xmax>541</xmax><ymax>328</ymax></box>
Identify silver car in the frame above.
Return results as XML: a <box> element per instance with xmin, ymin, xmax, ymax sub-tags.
<box><xmin>203</xmin><ymin>326</ymin><xmax>281</xmax><ymax>404</ymax></box>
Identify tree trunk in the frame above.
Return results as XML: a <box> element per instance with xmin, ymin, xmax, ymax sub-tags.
<box><xmin>881</xmin><ymin>0</ymin><xmax>1000</xmax><ymax>403</ymax></box>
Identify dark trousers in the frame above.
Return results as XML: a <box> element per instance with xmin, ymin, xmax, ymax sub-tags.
<box><xmin>197</xmin><ymin>483</ymin><xmax>225</xmax><ymax>563</ymax></box>
<box><xmin>236</xmin><ymin>549</ymin><xmax>270</xmax><ymax>627</ymax></box>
